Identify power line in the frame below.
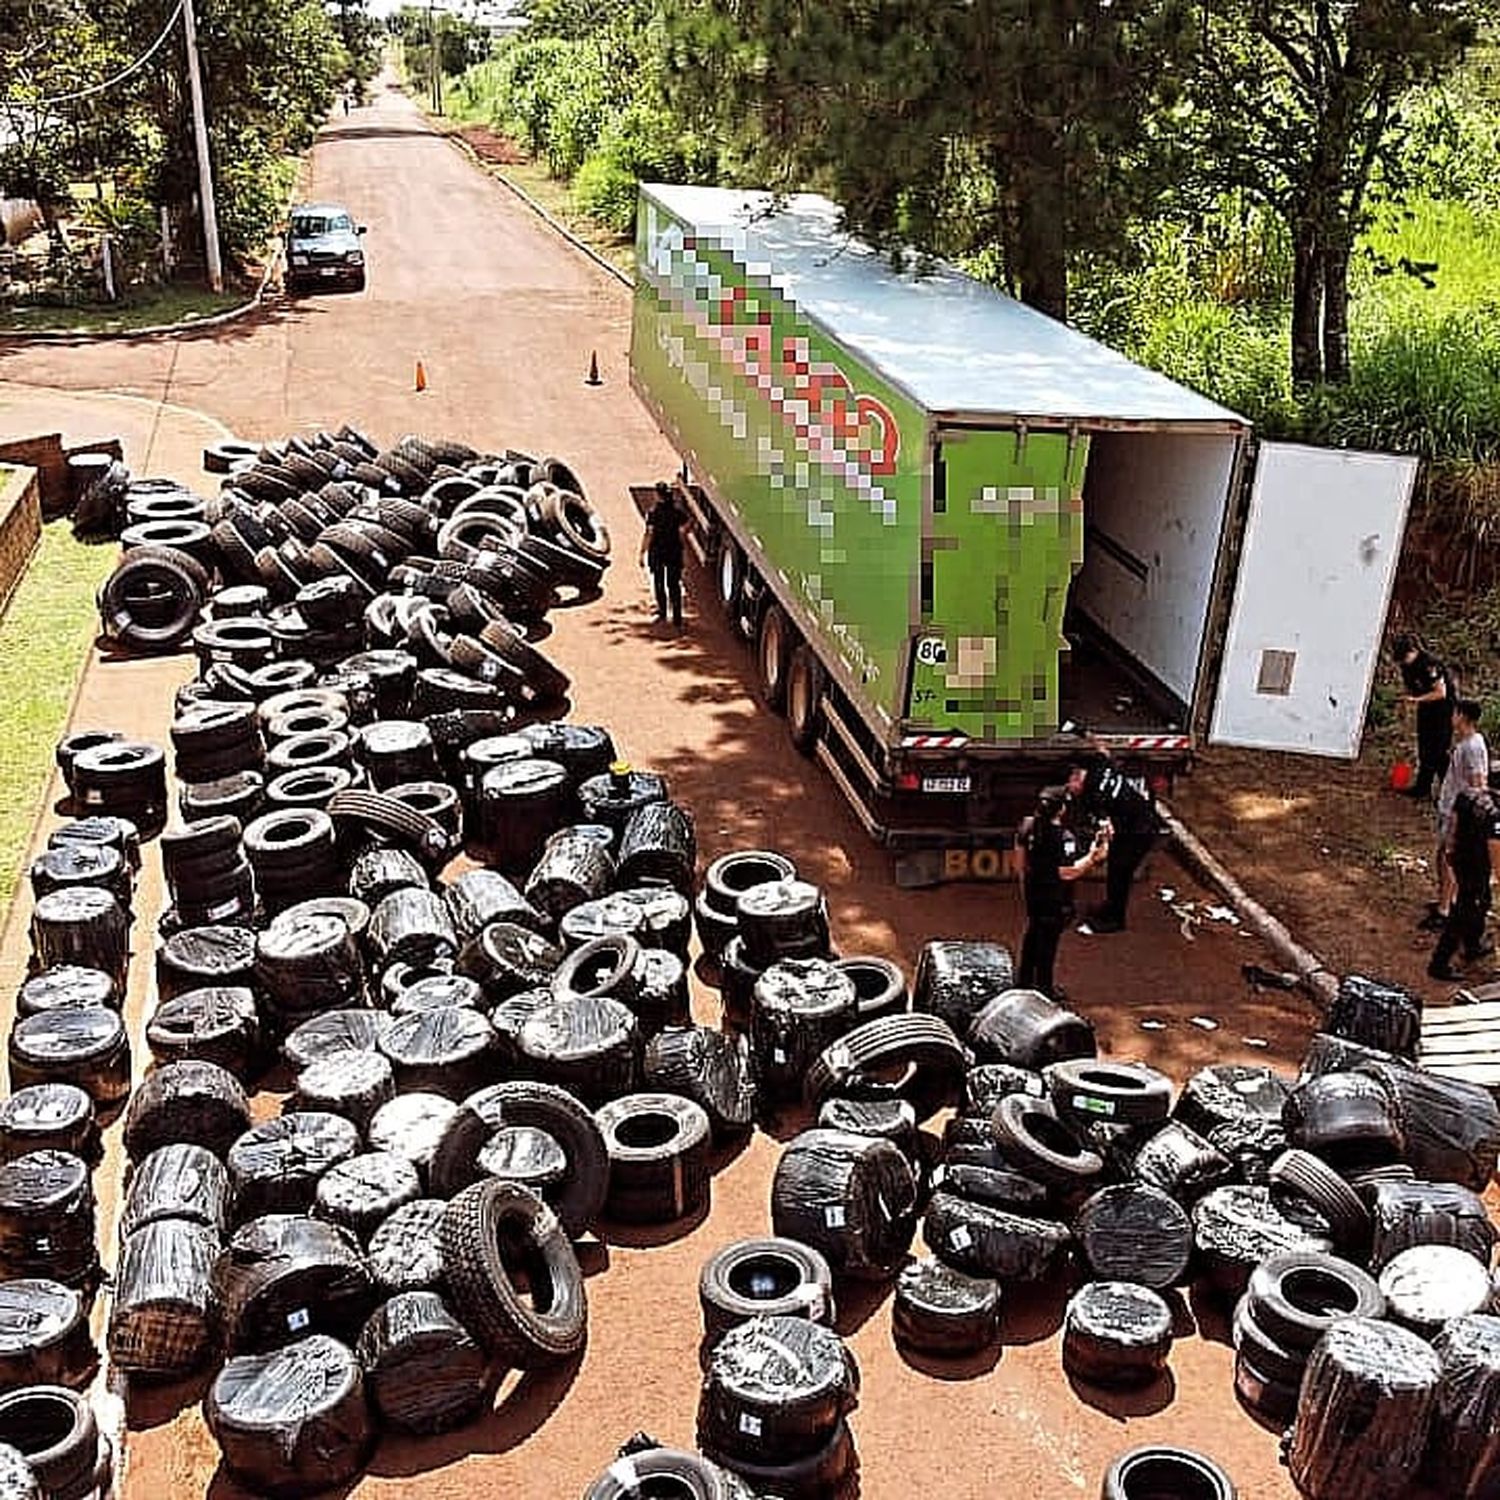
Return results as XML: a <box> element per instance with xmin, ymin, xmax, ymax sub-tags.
<box><xmin>8</xmin><ymin>0</ymin><xmax>185</xmax><ymax>108</ymax></box>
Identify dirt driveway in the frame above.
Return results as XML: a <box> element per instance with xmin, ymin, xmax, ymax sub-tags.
<box><xmin>0</xmin><ymin>79</ymin><xmax>1347</xmax><ymax>1500</ymax></box>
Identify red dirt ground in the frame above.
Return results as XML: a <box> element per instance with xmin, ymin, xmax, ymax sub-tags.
<box><xmin>0</xmin><ymin>78</ymin><xmax>1458</xmax><ymax>1500</ymax></box>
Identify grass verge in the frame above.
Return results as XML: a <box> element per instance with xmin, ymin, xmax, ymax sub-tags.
<box><xmin>0</xmin><ymin>285</ymin><xmax>247</xmax><ymax>337</ymax></box>
<box><xmin>0</xmin><ymin>525</ymin><xmax>116</xmax><ymax>910</ymax></box>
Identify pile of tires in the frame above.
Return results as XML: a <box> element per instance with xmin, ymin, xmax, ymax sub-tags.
<box><xmin>95</xmin><ymin>428</ymin><xmax>606</xmax><ymax>697</ymax></box>
<box><xmin>0</xmin><ymin>818</ymin><xmax>141</xmax><ymax>1494</ymax></box>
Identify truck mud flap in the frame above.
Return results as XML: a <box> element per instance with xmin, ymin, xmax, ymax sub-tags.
<box><xmin>894</xmin><ymin>846</ymin><xmax>1015</xmax><ymax>890</ymax></box>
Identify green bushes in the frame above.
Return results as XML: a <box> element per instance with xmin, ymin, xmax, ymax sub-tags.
<box><xmin>448</xmin><ymin>37</ymin><xmax>718</xmax><ymax>237</ymax></box>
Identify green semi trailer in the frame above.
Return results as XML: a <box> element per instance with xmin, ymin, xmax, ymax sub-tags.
<box><xmin>629</xmin><ymin>184</ymin><xmax>1417</xmax><ymax>884</ymax></box>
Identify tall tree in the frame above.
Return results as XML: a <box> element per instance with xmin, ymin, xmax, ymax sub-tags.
<box><xmin>657</xmin><ymin>0</ymin><xmax>1196</xmax><ymax>320</ymax></box>
<box><xmin>1193</xmin><ymin>0</ymin><xmax>1488</xmax><ymax>386</ymax></box>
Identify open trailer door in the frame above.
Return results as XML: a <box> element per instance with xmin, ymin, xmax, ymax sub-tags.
<box><xmin>1210</xmin><ymin>441</ymin><xmax>1418</xmax><ymax>758</ymax></box>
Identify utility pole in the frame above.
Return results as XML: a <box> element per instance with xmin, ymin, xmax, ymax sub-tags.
<box><xmin>181</xmin><ymin>0</ymin><xmax>223</xmax><ymax>291</ymax></box>
<box><xmin>428</xmin><ymin>0</ymin><xmax>444</xmax><ymax>116</ymax></box>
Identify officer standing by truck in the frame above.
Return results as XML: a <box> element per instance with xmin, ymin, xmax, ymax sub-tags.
<box><xmin>639</xmin><ymin>480</ymin><xmax>689</xmax><ymax>628</ymax></box>
<box><xmin>1017</xmin><ymin>786</ymin><xmax>1111</xmax><ymax>998</ymax></box>
<box><xmin>1066</xmin><ymin>751</ymin><xmax>1161</xmax><ymax>934</ymax></box>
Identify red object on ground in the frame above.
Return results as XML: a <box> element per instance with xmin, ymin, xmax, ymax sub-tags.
<box><xmin>1390</xmin><ymin>761</ymin><xmax>1415</xmax><ymax>791</ymax></box>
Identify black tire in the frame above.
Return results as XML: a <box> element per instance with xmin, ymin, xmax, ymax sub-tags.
<box><xmin>595</xmin><ymin>1092</ymin><xmax>711</xmax><ymax>1224</ymax></box>
<box><xmin>804</xmin><ymin>1012</ymin><xmax>967</xmax><ymax>1120</ymax></box>
<box><xmin>429</xmin><ymin>1080</ymin><xmax>609</xmax><ymax>1237</ymax></box>
<box><xmin>1246</xmin><ymin>1249</ymin><xmax>1385</xmax><ymax>1354</ymax></box>
<box><xmin>204</xmin><ymin>440</ymin><xmax>259</xmax><ymax>475</ymax></box>
<box><xmin>553</xmin><ymin>936</ymin><xmax>641</xmax><ymax>1005</ymax></box>
<box><xmin>98</xmin><ymin>547</ymin><xmax>209</xmax><ymax>653</ymax></box>
<box><xmin>992</xmin><ymin>1094</ymin><xmax>1104</xmax><ymax>1192</ymax></box>
<box><xmin>1231</xmin><ymin>1295</ymin><xmax>1307</xmax><ymax>1385</ymax></box>
<box><xmin>1268</xmin><ymin>1149</ymin><xmax>1371</xmax><ymax>1254</ymax></box>
<box><xmin>785</xmin><ymin>644</ymin><xmax>825</xmax><ymax>754</ymax></box>
<box><xmin>893</xmin><ymin>1256</ymin><xmax>1001</xmax><ymax>1357</ymax></box>
<box><xmin>438</xmin><ymin>1178</ymin><xmax>588</xmax><ymax>1364</ymax></box>
<box><xmin>0</xmin><ymin>1388</ymin><xmax>96</xmax><ymax>1500</ymax></box>
<box><xmin>756</xmin><ymin>603</ymin><xmax>795</xmax><ymax>712</ymax></box>
<box><xmin>1063</xmin><ymin>1281</ymin><xmax>1174</xmax><ymax>1389</ymax></box>
<box><xmin>701</xmin><ymin>1417</ymin><xmax>856</xmax><ymax>1498</ymax></box>
<box><xmin>705</xmin><ymin>849</ymin><xmax>797</xmax><ymax>917</ymax></box>
<box><xmin>698</xmin><ymin>1237</ymin><xmax>836</xmax><ymax>1341</ymax></box>
<box><xmin>582</xmin><ymin>1447</ymin><xmax>740</xmax><ymax>1500</ymax></box>
<box><xmin>833</xmin><ymin>955</ymin><xmax>908</xmax><ymax>1022</ymax></box>
<box><xmin>1101</xmin><ymin>1446</ymin><xmax>1237</xmax><ymax>1500</ymax></box>
<box><xmin>1048</xmin><ymin>1058</ymin><xmax>1173</xmax><ymax>1129</ymax></box>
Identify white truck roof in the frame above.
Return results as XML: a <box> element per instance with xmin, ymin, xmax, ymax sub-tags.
<box><xmin>642</xmin><ymin>183</ymin><xmax>1248</xmax><ymax>430</ymax></box>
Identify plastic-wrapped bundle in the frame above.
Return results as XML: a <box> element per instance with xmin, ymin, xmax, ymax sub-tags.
<box><xmin>206</xmin><ymin>1334</ymin><xmax>374</xmax><ymax>1497</ymax></box>
<box><xmin>255</xmin><ymin>911</ymin><xmax>364</xmax><ymax>1028</ymax></box>
<box><xmin>966</xmin><ymin>988</ymin><xmax>1094</xmax><ymax>1071</ymax></box>
<box><xmin>0</xmin><ymin>1086</ymin><xmax>97</xmax><ymax>1167</ymax></box>
<box><xmin>211</xmin><ymin>1214</ymin><xmax>375</xmax><ymax>1354</ymax></box>
<box><xmin>120</xmin><ymin>1144</ymin><xmax>232</xmax><ymax>1239</ymax></box>
<box><xmin>366</xmin><ymin>1198</ymin><xmax>446</xmax><ymax>1298</ymax></box>
<box><xmin>750</xmin><ymin>959</ymin><xmax>857</xmax><ymax>1100</ymax></box>
<box><xmin>0</xmin><ymin>1151</ymin><xmax>96</xmax><ymax>1287</ymax></box>
<box><xmin>911</xmin><ymin>941</ymin><xmax>1016</xmax><ymax>1036</ymax></box>
<box><xmin>963</xmin><ymin>1063</ymin><xmax>1044</xmax><ymax>1115</ymax></box>
<box><xmin>735</xmin><ymin>880</ymin><xmax>830</xmax><ymax>967</ymax></box>
<box><xmin>1129</xmin><ymin>1121</ymin><xmax>1234</xmax><ymax>1203</ymax></box>
<box><xmin>145</xmin><ymin>986</ymin><xmax>260</xmax><ymax>1077</ymax></box>
<box><xmin>281</xmin><ymin>1011</ymin><xmax>382</xmax><ymax>1073</ymax></box>
<box><xmin>642</xmin><ymin>1025</ymin><xmax>755</xmax><ymax>1140</ymax></box>
<box><xmin>1072</xmin><ymin>1182</ymin><xmax>1192</xmax><ymax>1290</ymax></box>
<box><xmin>443</xmin><ymin>869</ymin><xmax>547</xmax><ymax>943</ymax></box>
<box><xmin>771</xmin><ymin>1129</ymin><xmax>916</xmax><ymax>1279</ymax></box>
<box><xmin>616</xmin><ymin>801</ymin><xmax>696</xmax><ymax>895</ymax></box>
<box><xmin>227</xmin><ymin>1113</ymin><xmax>360</xmax><ymax>1221</ymax></box>
<box><xmin>367</xmin><ymin>1093</ymin><xmax>458</xmax><ymax>1187</ymax></box>
<box><xmin>1192</xmin><ymin>1183</ymin><xmax>1333</xmax><ymax>1297</ymax></box>
<box><xmin>455</xmin><ymin>920</ymin><xmax>563</xmax><ymax>1000</ymax></box>
<box><xmin>367</xmin><ymin>887</ymin><xmax>458</xmax><ymax>975</ymax></box>
<box><xmin>1428</xmin><ymin>1314</ymin><xmax>1500</xmax><ymax>1500</ymax></box>
<box><xmin>314</xmin><ymin>1152</ymin><xmax>421</xmax><ymax>1242</ymax></box>
<box><xmin>1329</xmin><ymin>975</ymin><xmax>1422</xmax><ymax>1060</ymax></box>
<box><xmin>1204</xmin><ymin>1114</ymin><xmax>1287</xmax><ymax>1184</ymax></box>
<box><xmin>1175</xmin><ymin>1063</ymin><xmax>1290</xmax><ymax>1135</ymax></box>
<box><xmin>1062</xmin><ymin>1281</ymin><xmax>1173</xmax><ymax>1388</ymax></box>
<box><xmin>1367</xmin><ymin>1180</ymin><xmax>1496</xmax><ymax>1270</ymax></box>
<box><xmin>122</xmin><ymin>1066</ymin><xmax>249</xmax><ymax>1164</ymax></box>
<box><xmin>1283</xmin><ymin>1070</ymin><xmax>1404</xmax><ymax>1171</ymax></box>
<box><xmin>892</xmin><ymin>1257</ymin><xmax>1000</xmax><ymax>1358</ymax></box>
<box><xmin>15</xmin><ymin>966</ymin><xmax>115</xmax><ymax>1019</ymax></box>
<box><xmin>7</xmin><ymin>1007</ymin><xmax>130</xmax><ymax>1113</ymax></box>
<box><xmin>378</xmin><ymin>1008</ymin><xmax>497</xmax><ymax>1100</ymax></box>
<box><xmin>923</xmin><ymin>1191</ymin><xmax>1070</xmax><ymax>1281</ymax></box>
<box><xmin>108</xmin><ymin>1218</ymin><xmax>218</xmax><ymax>1376</ymax></box>
<box><xmin>1357</xmin><ymin>1060</ymin><xmax>1500</xmax><ymax>1192</ymax></box>
<box><xmin>355</xmin><ymin>1290</ymin><xmax>493</xmax><ymax>1434</ymax></box>
<box><xmin>524</xmin><ymin>832</ymin><xmax>614</xmax><ymax>922</ymax></box>
<box><xmin>0</xmin><ymin>1279</ymin><xmax>95</xmax><ymax>1392</ymax></box>
<box><xmin>515</xmin><ymin>994</ymin><xmax>638</xmax><ymax>1107</ymax></box>
<box><xmin>292</xmin><ymin>1050</ymin><xmax>394</xmax><ymax>1130</ymax></box>
<box><xmin>1378</xmin><ymin>1245</ymin><xmax>1495</xmax><ymax>1337</ymax></box>
<box><xmin>698</xmin><ymin>1314</ymin><xmax>857</xmax><ymax>1463</ymax></box>
<box><xmin>1288</xmin><ymin>1317</ymin><xmax>1442</xmax><ymax>1500</ymax></box>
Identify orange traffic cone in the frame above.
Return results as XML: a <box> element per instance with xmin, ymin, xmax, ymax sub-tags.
<box><xmin>415</xmin><ymin>360</ymin><xmax>428</xmax><ymax>392</ymax></box>
<box><xmin>585</xmin><ymin>351</ymin><xmax>602</xmax><ymax>386</ymax></box>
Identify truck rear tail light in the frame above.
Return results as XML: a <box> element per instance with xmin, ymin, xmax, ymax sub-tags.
<box><xmin>895</xmin><ymin>771</ymin><xmax>921</xmax><ymax>792</ymax></box>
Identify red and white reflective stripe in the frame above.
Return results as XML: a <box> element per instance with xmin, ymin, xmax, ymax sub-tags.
<box><xmin>901</xmin><ymin>734</ymin><xmax>970</xmax><ymax>749</ymax></box>
<box><xmin>1105</xmin><ymin>734</ymin><xmax>1192</xmax><ymax>751</ymax></box>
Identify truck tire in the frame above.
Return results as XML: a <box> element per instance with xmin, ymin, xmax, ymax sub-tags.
<box><xmin>757</xmin><ymin>605</ymin><xmax>795</xmax><ymax>712</ymax></box>
<box><xmin>1101</xmin><ymin>1446</ymin><xmax>1237</xmax><ymax>1500</ymax></box>
<box><xmin>786</xmin><ymin>646</ymin><xmax>826</xmax><ymax>755</ymax></box>
<box><xmin>715</xmin><ymin>538</ymin><xmax>746</xmax><ymax>633</ymax></box>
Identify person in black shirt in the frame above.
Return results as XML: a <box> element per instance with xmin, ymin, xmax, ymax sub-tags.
<box><xmin>1428</xmin><ymin>784</ymin><xmax>1499</xmax><ymax>980</ymax></box>
<box><xmin>639</xmin><ymin>481</ymin><xmax>689</xmax><ymax>628</ymax></box>
<box><xmin>1066</xmin><ymin>751</ymin><xmax>1161</xmax><ymax>934</ymax></box>
<box><xmin>1394</xmin><ymin>634</ymin><xmax>1452</xmax><ymax>801</ymax></box>
<box><xmin>1017</xmin><ymin>785</ymin><xmax>1110</xmax><ymax>998</ymax></box>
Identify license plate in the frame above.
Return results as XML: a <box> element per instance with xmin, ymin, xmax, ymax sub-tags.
<box><xmin>921</xmin><ymin>775</ymin><xmax>970</xmax><ymax>794</ymax></box>
<box><xmin>320</xmin><ymin>266</ymin><xmax>339</xmax><ymax>277</ymax></box>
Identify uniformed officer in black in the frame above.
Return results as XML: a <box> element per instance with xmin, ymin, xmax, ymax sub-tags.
<box><xmin>1017</xmin><ymin>785</ymin><xmax>1110</xmax><ymax>998</ymax></box>
<box><xmin>1066</xmin><ymin>752</ymin><xmax>1161</xmax><ymax>934</ymax></box>
<box><xmin>1394</xmin><ymin>634</ymin><xmax>1453</xmax><ymax>801</ymax></box>
<box><xmin>1429</xmin><ymin>784</ymin><xmax>1499</xmax><ymax>980</ymax></box>
<box><xmin>639</xmin><ymin>481</ymin><xmax>689</xmax><ymax>628</ymax></box>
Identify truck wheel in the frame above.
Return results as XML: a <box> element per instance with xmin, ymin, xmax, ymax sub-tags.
<box><xmin>786</xmin><ymin>646</ymin><xmax>826</xmax><ymax>755</ymax></box>
<box><xmin>757</xmin><ymin>605</ymin><xmax>795</xmax><ymax>712</ymax></box>
<box><xmin>716</xmin><ymin>539</ymin><xmax>746</xmax><ymax>633</ymax></box>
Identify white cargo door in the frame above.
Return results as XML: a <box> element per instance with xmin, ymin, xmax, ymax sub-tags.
<box><xmin>1210</xmin><ymin>442</ymin><xmax>1417</xmax><ymax>757</ymax></box>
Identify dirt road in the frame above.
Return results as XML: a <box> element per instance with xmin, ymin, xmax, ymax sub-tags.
<box><xmin>1</xmin><ymin>80</ymin><xmax>1319</xmax><ymax>1500</ymax></box>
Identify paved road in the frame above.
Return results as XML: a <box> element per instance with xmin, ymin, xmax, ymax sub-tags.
<box><xmin>2</xmin><ymin>80</ymin><xmax>1309</xmax><ymax>1500</ymax></box>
